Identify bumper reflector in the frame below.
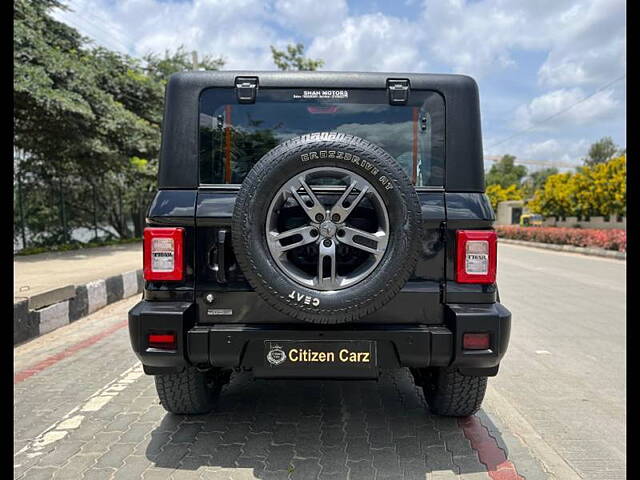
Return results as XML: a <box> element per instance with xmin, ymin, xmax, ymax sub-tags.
<box><xmin>148</xmin><ymin>333</ymin><xmax>177</xmax><ymax>350</ymax></box>
<box><xmin>463</xmin><ymin>333</ymin><xmax>490</xmax><ymax>350</ymax></box>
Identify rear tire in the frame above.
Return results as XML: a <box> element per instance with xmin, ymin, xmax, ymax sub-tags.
<box><xmin>154</xmin><ymin>367</ymin><xmax>226</xmax><ymax>415</ymax></box>
<box><xmin>419</xmin><ymin>367</ymin><xmax>487</xmax><ymax>417</ymax></box>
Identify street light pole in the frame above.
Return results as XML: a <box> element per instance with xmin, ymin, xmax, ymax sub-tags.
<box><xmin>17</xmin><ymin>167</ymin><xmax>27</xmax><ymax>250</ymax></box>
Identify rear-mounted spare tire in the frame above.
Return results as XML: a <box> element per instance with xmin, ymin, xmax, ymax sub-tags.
<box><xmin>232</xmin><ymin>132</ymin><xmax>422</xmax><ymax>324</ymax></box>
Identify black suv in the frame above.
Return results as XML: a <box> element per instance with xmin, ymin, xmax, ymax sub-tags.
<box><xmin>129</xmin><ymin>71</ymin><xmax>511</xmax><ymax>417</ymax></box>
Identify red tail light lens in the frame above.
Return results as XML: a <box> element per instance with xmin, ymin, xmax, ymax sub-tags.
<box><xmin>456</xmin><ymin>230</ymin><xmax>497</xmax><ymax>284</ymax></box>
<box><xmin>463</xmin><ymin>333</ymin><xmax>491</xmax><ymax>350</ymax></box>
<box><xmin>143</xmin><ymin>227</ymin><xmax>184</xmax><ymax>281</ymax></box>
<box><xmin>148</xmin><ymin>333</ymin><xmax>177</xmax><ymax>350</ymax></box>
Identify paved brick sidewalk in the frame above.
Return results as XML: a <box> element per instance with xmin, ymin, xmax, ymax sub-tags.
<box><xmin>15</xmin><ymin>367</ymin><xmax>499</xmax><ymax>480</ymax></box>
<box><xmin>14</xmin><ymin>296</ymin><xmax>548</xmax><ymax>480</ymax></box>
<box><xmin>14</xmin><ymin>243</ymin><xmax>142</xmax><ymax>302</ymax></box>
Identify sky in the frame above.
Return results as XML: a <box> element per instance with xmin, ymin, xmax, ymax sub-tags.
<box><xmin>52</xmin><ymin>0</ymin><xmax>626</xmax><ymax>171</ymax></box>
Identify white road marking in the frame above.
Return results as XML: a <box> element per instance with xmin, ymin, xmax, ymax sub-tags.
<box><xmin>80</xmin><ymin>395</ymin><xmax>114</xmax><ymax>412</ymax></box>
<box><xmin>14</xmin><ymin>362</ymin><xmax>143</xmax><ymax>460</ymax></box>
<box><xmin>535</xmin><ymin>350</ymin><xmax>552</xmax><ymax>355</ymax></box>
<box><xmin>57</xmin><ymin>415</ymin><xmax>84</xmax><ymax>430</ymax></box>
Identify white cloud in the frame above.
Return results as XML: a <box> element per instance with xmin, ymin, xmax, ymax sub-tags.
<box><xmin>538</xmin><ymin>36</ymin><xmax>625</xmax><ymax>88</ymax></box>
<box><xmin>418</xmin><ymin>0</ymin><xmax>625</xmax><ymax>86</ymax></box>
<box><xmin>420</xmin><ymin>0</ymin><xmax>527</xmax><ymax>77</ymax></box>
<box><xmin>307</xmin><ymin>14</ymin><xmax>427</xmax><ymax>72</ymax></box>
<box><xmin>55</xmin><ymin>0</ymin><xmax>625</xmax><ymax>84</ymax></box>
<box><xmin>273</xmin><ymin>0</ymin><xmax>348</xmax><ymax>35</ymax></box>
<box><xmin>55</xmin><ymin>0</ymin><xmax>280</xmax><ymax>69</ymax></box>
<box><xmin>536</xmin><ymin>0</ymin><xmax>625</xmax><ymax>87</ymax></box>
<box><xmin>513</xmin><ymin>88</ymin><xmax>619</xmax><ymax>130</ymax></box>
<box><xmin>49</xmin><ymin>0</ymin><xmax>625</xmax><ymax>165</ymax></box>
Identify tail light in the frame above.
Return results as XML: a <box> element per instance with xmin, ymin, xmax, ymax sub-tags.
<box><xmin>463</xmin><ymin>333</ymin><xmax>491</xmax><ymax>350</ymax></box>
<box><xmin>148</xmin><ymin>332</ymin><xmax>177</xmax><ymax>350</ymax></box>
<box><xmin>456</xmin><ymin>230</ymin><xmax>497</xmax><ymax>284</ymax></box>
<box><xmin>143</xmin><ymin>227</ymin><xmax>184</xmax><ymax>281</ymax></box>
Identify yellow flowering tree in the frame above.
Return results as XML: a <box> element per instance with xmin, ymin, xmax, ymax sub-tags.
<box><xmin>486</xmin><ymin>184</ymin><xmax>523</xmax><ymax>212</ymax></box>
<box><xmin>588</xmin><ymin>155</ymin><xmax>626</xmax><ymax>217</ymax></box>
<box><xmin>528</xmin><ymin>172</ymin><xmax>575</xmax><ymax>219</ymax></box>
<box><xmin>528</xmin><ymin>155</ymin><xmax>626</xmax><ymax>219</ymax></box>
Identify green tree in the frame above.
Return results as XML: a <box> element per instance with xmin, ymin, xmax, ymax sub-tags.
<box><xmin>522</xmin><ymin>167</ymin><xmax>558</xmax><ymax>197</ymax></box>
<box><xmin>583</xmin><ymin>137</ymin><xmax>618</xmax><ymax>166</ymax></box>
<box><xmin>14</xmin><ymin>0</ymin><xmax>224</xmax><ymax>246</ymax></box>
<box><xmin>143</xmin><ymin>46</ymin><xmax>225</xmax><ymax>83</ymax></box>
<box><xmin>485</xmin><ymin>154</ymin><xmax>528</xmax><ymax>188</ymax></box>
<box><xmin>15</xmin><ymin>0</ymin><xmax>158</xmax><ymax>242</ymax></box>
<box><xmin>270</xmin><ymin>43</ymin><xmax>324</xmax><ymax>71</ymax></box>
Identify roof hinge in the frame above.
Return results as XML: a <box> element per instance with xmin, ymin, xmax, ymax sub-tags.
<box><xmin>387</xmin><ymin>78</ymin><xmax>410</xmax><ymax>105</ymax></box>
<box><xmin>235</xmin><ymin>76</ymin><xmax>258</xmax><ymax>104</ymax></box>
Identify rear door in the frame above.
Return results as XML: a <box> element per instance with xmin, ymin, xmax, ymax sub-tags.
<box><xmin>194</xmin><ymin>85</ymin><xmax>446</xmax><ymax>324</ymax></box>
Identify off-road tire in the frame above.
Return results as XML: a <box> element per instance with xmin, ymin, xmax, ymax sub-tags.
<box><xmin>232</xmin><ymin>132</ymin><xmax>422</xmax><ymax>324</ymax></box>
<box><xmin>154</xmin><ymin>367</ymin><xmax>224</xmax><ymax>415</ymax></box>
<box><xmin>421</xmin><ymin>367</ymin><xmax>487</xmax><ymax>417</ymax></box>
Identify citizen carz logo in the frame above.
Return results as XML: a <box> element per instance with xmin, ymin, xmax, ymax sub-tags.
<box><xmin>300</xmin><ymin>150</ymin><xmax>394</xmax><ymax>191</ymax></box>
<box><xmin>266</xmin><ymin>345</ymin><xmax>287</xmax><ymax>366</ymax></box>
<box><xmin>288</xmin><ymin>289</ymin><xmax>320</xmax><ymax>307</ymax></box>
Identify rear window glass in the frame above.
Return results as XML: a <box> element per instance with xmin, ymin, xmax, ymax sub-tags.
<box><xmin>199</xmin><ymin>88</ymin><xmax>444</xmax><ymax>186</ymax></box>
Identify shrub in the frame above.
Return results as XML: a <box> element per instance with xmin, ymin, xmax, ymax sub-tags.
<box><xmin>496</xmin><ymin>226</ymin><xmax>626</xmax><ymax>252</ymax></box>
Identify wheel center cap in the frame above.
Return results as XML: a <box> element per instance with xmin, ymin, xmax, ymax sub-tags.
<box><xmin>319</xmin><ymin>221</ymin><xmax>337</xmax><ymax>238</ymax></box>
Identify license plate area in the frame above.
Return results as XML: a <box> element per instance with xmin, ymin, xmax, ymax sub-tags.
<box><xmin>264</xmin><ymin>340</ymin><xmax>377</xmax><ymax>369</ymax></box>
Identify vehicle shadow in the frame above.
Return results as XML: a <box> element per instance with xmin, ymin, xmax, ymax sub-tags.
<box><xmin>146</xmin><ymin>369</ymin><xmax>507</xmax><ymax>479</ymax></box>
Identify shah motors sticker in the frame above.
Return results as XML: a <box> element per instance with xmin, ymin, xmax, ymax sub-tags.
<box><xmin>293</xmin><ymin>90</ymin><xmax>349</xmax><ymax>100</ymax></box>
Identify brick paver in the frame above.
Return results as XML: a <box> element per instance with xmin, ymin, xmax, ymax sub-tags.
<box><xmin>16</xmin><ymin>357</ymin><xmax>542</xmax><ymax>480</ymax></box>
<box><xmin>18</xmin><ymin>245</ymin><xmax>619</xmax><ymax>479</ymax></box>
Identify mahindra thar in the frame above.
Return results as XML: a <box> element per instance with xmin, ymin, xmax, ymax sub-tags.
<box><xmin>128</xmin><ymin>71</ymin><xmax>511</xmax><ymax>417</ymax></box>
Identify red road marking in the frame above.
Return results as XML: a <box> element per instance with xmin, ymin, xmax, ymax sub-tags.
<box><xmin>14</xmin><ymin>319</ymin><xmax>128</xmax><ymax>384</ymax></box>
<box><xmin>459</xmin><ymin>416</ymin><xmax>525</xmax><ymax>480</ymax></box>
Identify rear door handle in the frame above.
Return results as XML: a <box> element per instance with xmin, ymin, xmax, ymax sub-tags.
<box><xmin>215</xmin><ymin>229</ymin><xmax>227</xmax><ymax>283</ymax></box>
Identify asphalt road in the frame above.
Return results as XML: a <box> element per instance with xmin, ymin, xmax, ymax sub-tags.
<box><xmin>492</xmin><ymin>244</ymin><xmax>626</xmax><ymax>480</ymax></box>
<box><xmin>13</xmin><ymin>243</ymin><xmax>625</xmax><ymax>479</ymax></box>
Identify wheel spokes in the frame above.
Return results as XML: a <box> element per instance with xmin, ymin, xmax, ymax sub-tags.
<box><xmin>265</xmin><ymin>166</ymin><xmax>390</xmax><ymax>291</ymax></box>
<box><xmin>317</xmin><ymin>240</ymin><xmax>337</xmax><ymax>289</ymax></box>
<box><xmin>268</xmin><ymin>226</ymin><xmax>317</xmax><ymax>255</ymax></box>
<box><xmin>339</xmin><ymin>226</ymin><xmax>387</xmax><ymax>256</ymax></box>
<box><xmin>329</xmin><ymin>179</ymin><xmax>370</xmax><ymax>223</ymax></box>
<box><xmin>289</xmin><ymin>176</ymin><xmax>326</xmax><ymax>222</ymax></box>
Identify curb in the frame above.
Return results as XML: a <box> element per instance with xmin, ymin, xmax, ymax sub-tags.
<box><xmin>13</xmin><ymin>269</ymin><xmax>143</xmax><ymax>346</ymax></box>
<box><xmin>498</xmin><ymin>238</ymin><xmax>626</xmax><ymax>260</ymax></box>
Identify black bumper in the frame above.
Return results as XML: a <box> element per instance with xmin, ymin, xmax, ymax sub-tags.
<box><xmin>128</xmin><ymin>301</ymin><xmax>511</xmax><ymax>378</ymax></box>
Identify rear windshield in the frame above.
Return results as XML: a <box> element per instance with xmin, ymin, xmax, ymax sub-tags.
<box><xmin>199</xmin><ymin>88</ymin><xmax>445</xmax><ymax>186</ymax></box>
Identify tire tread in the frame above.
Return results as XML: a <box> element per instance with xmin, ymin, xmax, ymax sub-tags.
<box><xmin>154</xmin><ymin>367</ymin><xmax>219</xmax><ymax>415</ymax></box>
<box><xmin>423</xmin><ymin>368</ymin><xmax>487</xmax><ymax>417</ymax></box>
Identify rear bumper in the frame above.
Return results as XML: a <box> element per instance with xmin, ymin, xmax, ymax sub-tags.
<box><xmin>128</xmin><ymin>301</ymin><xmax>511</xmax><ymax>378</ymax></box>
